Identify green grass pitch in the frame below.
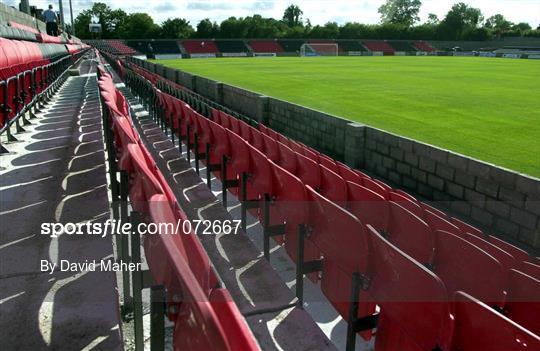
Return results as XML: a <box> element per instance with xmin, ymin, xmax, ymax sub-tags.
<box><xmin>157</xmin><ymin>56</ymin><xmax>540</xmax><ymax>177</ymax></box>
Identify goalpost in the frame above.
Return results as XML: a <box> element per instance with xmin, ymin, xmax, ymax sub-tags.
<box><xmin>300</xmin><ymin>43</ymin><xmax>339</xmax><ymax>57</ymax></box>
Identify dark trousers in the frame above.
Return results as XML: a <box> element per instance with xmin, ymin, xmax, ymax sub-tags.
<box><xmin>46</xmin><ymin>22</ymin><xmax>58</xmax><ymax>36</ymax></box>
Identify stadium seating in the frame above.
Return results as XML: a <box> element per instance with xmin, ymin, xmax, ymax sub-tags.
<box><xmin>1</xmin><ymin>36</ymin><xmax>87</xmax><ymax>141</ymax></box>
<box><xmin>413</xmin><ymin>41</ymin><xmax>436</xmax><ymax>52</ymax></box>
<box><xmin>452</xmin><ymin>291</ymin><xmax>540</xmax><ymax>350</ymax></box>
<box><xmin>433</xmin><ymin>230</ymin><xmax>506</xmax><ymax>308</ymax></box>
<box><xmin>362</xmin><ymin>40</ymin><xmax>395</xmax><ymax>53</ymax></box>
<box><xmin>504</xmin><ymin>269</ymin><xmax>540</xmax><ymax>336</ymax></box>
<box><xmin>387</xmin><ymin>40</ymin><xmax>417</xmax><ymax>52</ymax></box>
<box><xmin>215</xmin><ymin>40</ymin><xmax>249</xmax><ymax>54</ymax></box>
<box><xmin>367</xmin><ymin>225</ymin><xmax>453</xmax><ymax>351</ymax></box>
<box><xmin>248</xmin><ymin>40</ymin><xmax>283</xmax><ymax>53</ymax></box>
<box><xmin>86</xmin><ymin>40</ymin><xmax>139</xmax><ymax>55</ymax></box>
<box><xmin>97</xmin><ymin>69</ymin><xmax>260</xmax><ymax>350</ymax></box>
<box><xmin>116</xmin><ymin>56</ymin><xmax>540</xmax><ymax>351</ymax></box>
<box><xmin>182</xmin><ymin>40</ymin><xmax>219</xmax><ymax>54</ymax></box>
<box><xmin>337</xmin><ymin>40</ymin><xmax>367</xmax><ymax>52</ymax></box>
<box><xmin>277</xmin><ymin>39</ymin><xmax>305</xmax><ymax>53</ymax></box>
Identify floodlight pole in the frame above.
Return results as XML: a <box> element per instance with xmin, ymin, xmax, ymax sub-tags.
<box><xmin>58</xmin><ymin>0</ymin><xmax>65</xmax><ymax>31</ymax></box>
<box><xmin>69</xmin><ymin>0</ymin><xmax>75</xmax><ymax>35</ymax></box>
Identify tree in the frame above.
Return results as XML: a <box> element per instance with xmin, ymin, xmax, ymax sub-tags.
<box><xmin>196</xmin><ymin>19</ymin><xmax>219</xmax><ymax>38</ymax></box>
<box><xmin>485</xmin><ymin>14</ymin><xmax>513</xmax><ymax>38</ymax></box>
<box><xmin>282</xmin><ymin>4</ymin><xmax>303</xmax><ymax>27</ymax></box>
<box><xmin>160</xmin><ymin>18</ymin><xmax>194</xmax><ymax>38</ymax></box>
<box><xmin>378</xmin><ymin>0</ymin><xmax>422</xmax><ymax>27</ymax></box>
<box><xmin>439</xmin><ymin>2</ymin><xmax>483</xmax><ymax>40</ymax></box>
<box><xmin>117</xmin><ymin>13</ymin><xmax>159</xmax><ymax>39</ymax></box>
<box><xmin>512</xmin><ymin>22</ymin><xmax>531</xmax><ymax>32</ymax></box>
<box><xmin>73</xmin><ymin>2</ymin><xmax>127</xmax><ymax>39</ymax></box>
<box><xmin>427</xmin><ymin>13</ymin><xmax>439</xmax><ymax>25</ymax></box>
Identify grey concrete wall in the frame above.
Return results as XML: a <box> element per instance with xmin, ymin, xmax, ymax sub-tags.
<box><xmin>131</xmin><ymin>59</ymin><xmax>540</xmax><ymax>251</ymax></box>
<box><xmin>0</xmin><ymin>3</ymin><xmax>46</xmax><ymax>31</ymax></box>
<box><xmin>193</xmin><ymin>76</ymin><xmax>221</xmax><ymax>103</ymax></box>
<box><xmin>363</xmin><ymin>128</ymin><xmax>540</xmax><ymax>249</ymax></box>
<box><xmin>221</xmin><ymin>84</ymin><xmax>262</xmax><ymax>122</ymax></box>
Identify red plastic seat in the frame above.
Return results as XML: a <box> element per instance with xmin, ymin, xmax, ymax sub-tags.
<box><xmin>269</xmin><ymin>163</ymin><xmax>308</xmax><ymax>261</ymax></box>
<box><xmin>337</xmin><ymin>162</ymin><xmax>364</xmax><ymax>184</ymax></box>
<box><xmin>518</xmin><ymin>261</ymin><xmax>540</xmax><ymax>280</ymax></box>
<box><xmin>433</xmin><ymin>230</ymin><xmax>506</xmax><ymax>309</ymax></box>
<box><xmin>385</xmin><ymin>202</ymin><xmax>434</xmax><ymax>265</ymax></box>
<box><xmin>261</xmin><ymin>132</ymin><xmax>279</xmax><ymax>162</ymax></box>
<box><xmin>367</xmin><ymin>225</ymin><xmax>452</xmax><ymax>351</ymax></box>
<box><xmin>462</xmin><ymin>233</ymin><xmax>515</xmax><ymax>274</ymax></box>
<box><xmin>360</xmin><ymin>177</ymin><xmax>389</xmax><ymax>199</ymax></box>
<box><xmin>276</xmin><ymin>142</ymin><xmax>296</xmax><ymax>174</ymax></box>
<box><xmin>504</xmin><ymin>269</ymin><xmax>540</xmax><ymax>336</ymax></box>
<box><xmin>318</xmin><ymin>154</ymin><xmax>339</xmax><ymax>173</ymax></box>
<box><xmin>295</xmin><ymin>153</ymin><xmax>321</xmax><ymax>190</ymax></box>
<box><xmin>124</xmin><ymin>144</ymin><xmax>164</xmax><ymax>214</ymax></box>
<box><xmin>225</xmin><ymin>130</ymin><xmax>250</xmax><ymax>196</ymax></box>
<box><xmin>243</xmin><ymin>144</ymin><xmax>272</xmax><ymax>208</ymax></box>
<box><xmin>451</xmin><ymin>291</ymin><xmax>540</xmax><ymax>350</ymax></box>
<box><xmin>143</xmin><ymin>202</ymin><xmax>231</xmax><ymax>350</ymax></box>
<box><xmin>238</xmin><ymin>120</ymin><xmax>252</xmax><ymax>143</ymax></box>
<box><xmin>423</xmin><ymin>209</ymin><xmax>462</xmax><ymax>236</ymax></box>
<box><xmin>318</xmin><ymin>165</ymin><xmax>347</xmax><ymax>203</ymax></box>
<box><xmin>207</xmin><ymin>120</ymin><xmax>230</xmax><ymax>180</ymax></box>
<box><xmin>249</xmin><ymin>125</ymin><xmax>264</xmax><ymax>152</ymax></box>
<box><xmin>208</xmin><ymin>289</ymin><xmax>260</xmax><ymax>350</ymax></box>
<box><xmin>451</xmin><ymin>217</ymin><xmax>485</xmax><ymax>238</ymax></box>
<box><xmin>389</xmin><ymin>191</ymin><xmax>424</xmax><ymax>218</ymax></box>
<box><xmin>346</xmin><ymin>181</ymin><xmax>389</xmax><ymax>231</ymax></box>
<box><xmin>488</xmin><ymin>236</ymin><xmax>532</xmax><ymax>263</ymax></box>
<box><xmin>306</xmin><ymin>186</ymin><xmax>372</xmax><ymax>319</ymax></box>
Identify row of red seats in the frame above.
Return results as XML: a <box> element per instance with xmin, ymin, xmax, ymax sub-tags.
<box><xmin>181</xmin><ymin>40</ymin><xmax>220</xmax><ymax>54</ymax></box>
<box><xmin>134</xmin><ymin>53</ymin><xmax>540</xmax><ymax>345</ymax></box>
<box><xmin>414</xmin><ymin>41</ymin><xmax>436</xmax><ymax>52</ymax></box>
<box><xmin>0</xmin><ymin>38</ymin><xmax>87</xmax><ymax>135</ymax></box>
<box><xmin>119</xmin><ymin>59</ymin><xmax>540</xmax><ymax>349</ymax></box>
<box><xmin>96</xmin><ymin>65</ymin><xmax>260</xmax><ymax>351</ymax></box>
<box><xmin>149</xmin><ymin>87</ymin><xmax>540</xmax><ymax>350</ymax></box>
<box><xmin>248</xmin><ymin>40</ymin><xmax>284</xmax><ymax>53</ymax></box>
<box><xmin>362</xmin><ymin>41</ymin><xmax>396</xmax><ymax>53</ymax></box>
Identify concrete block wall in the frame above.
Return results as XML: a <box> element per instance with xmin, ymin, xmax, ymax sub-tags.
<box><xmin>267</xmin><ymin>98</ymin><xmax>350</xmax><ymax>160</ymax></box>
<box><xmin>221</xmin><ymin>84</ymin><xmax>261</xmax><ymax>121</ymax></box>
<box><xmin>363</xmin><ymin>128</ymin><xmax>540</xmax><ymax>249</ymax></box>
<box><xmin>128</xmin><ymin>58</ymin><xmax>540</xmax><ymax>251</ymax></box>
<box><xmin>0</xmin><ymin>3</ymin><xmax>45</xmax><ymax>31</ymax></box>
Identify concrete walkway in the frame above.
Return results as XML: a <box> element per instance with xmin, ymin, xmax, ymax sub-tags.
<box><xmin>0</xmin><ymin>62</ymin><xmax>122</xmax><ymax>350</ymax></box>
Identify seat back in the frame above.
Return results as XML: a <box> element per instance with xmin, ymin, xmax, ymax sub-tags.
<box><xmin>306</xmin><ymin>186</ymin><xmax>371</xmax><ymax>318</ymax></box>
<box><xmin>368</xmin><ymin>225</ymin><xmax>452</xmax><ymax>351</ymax></box>
<box><xmin>295</xmin><ymin>153</ymin><xmax>321</xmax><ymax>189</ymax></box>
<box><xmin>451</xmin><ymin>291</ymin><xmax>540</xmax><ymax>351</ymax></box>
<box><xmin>388</xmin><ymin>191</ymin><xmax>424</xmax><ymax>218</ymax></box>
<box><xmin>388</xmin><ymin>202</ymin><xmax>434</xmax><ymax>265</ymax></box>
<box><xmin>462</xmin><ymin>233</ymin><xmax>515</xmax><ymax>274</ymax></box>
<box><xmin>319</xmin><ymin>165</ymin><xmax>347</xmax><ymax>203</ymax></box>
<box><xmin>489</xmin><ymin>236</ymin><xmax>531</xmax><ymax>263</ymax></box>
<box><xmin>276</xmin><ymin>142</ymin><xmax>297</xmax><ymax>174</ymax></box>
<box><xmin>209</xmin><ymin>289</ymin><xmax>261</xmax><ymax>350</ymax></box>
<box><xmin>433</xmin><ymin>230</ymin><xmax>506</xmax><ymax>308</ymax></box>
<box><xmin>346</xmin><ymin>181</ymin><xmax>389</xmax><ymax>231</ymax></box>
<box><xmin>505</xmin><ymin>269</ymin><xmax>540</xmax><ymax>336</ymax></box>
<box><xmin>261</xmin><ymin>132</ymin><xmax>279</xmax><ymax>162</ymax></box>
<box><xmin>424</xmin><ymin>209</ymin><xmax>462</xmax><ymax>236</ymax></box>
<box><xmin>518</xmin><ymin>261</ymin><xmax>540</xmax><ymax>280</ymax></box>
<box><xmin>269</xmin><ymin>163</ymin><xmax>308</xmax><ymax>261</ymax></box>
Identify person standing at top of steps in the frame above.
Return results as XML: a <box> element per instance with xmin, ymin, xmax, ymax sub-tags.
<box><xmin>43</xmin><ymin>4</ymin><xmax>59</xmax><ymax>36</ymax></box>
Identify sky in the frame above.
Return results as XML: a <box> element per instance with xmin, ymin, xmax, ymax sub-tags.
<box><xmin>2</xmin><ymin>0</ymin><xmax>540</xmax><ymax>28</ymax></box>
